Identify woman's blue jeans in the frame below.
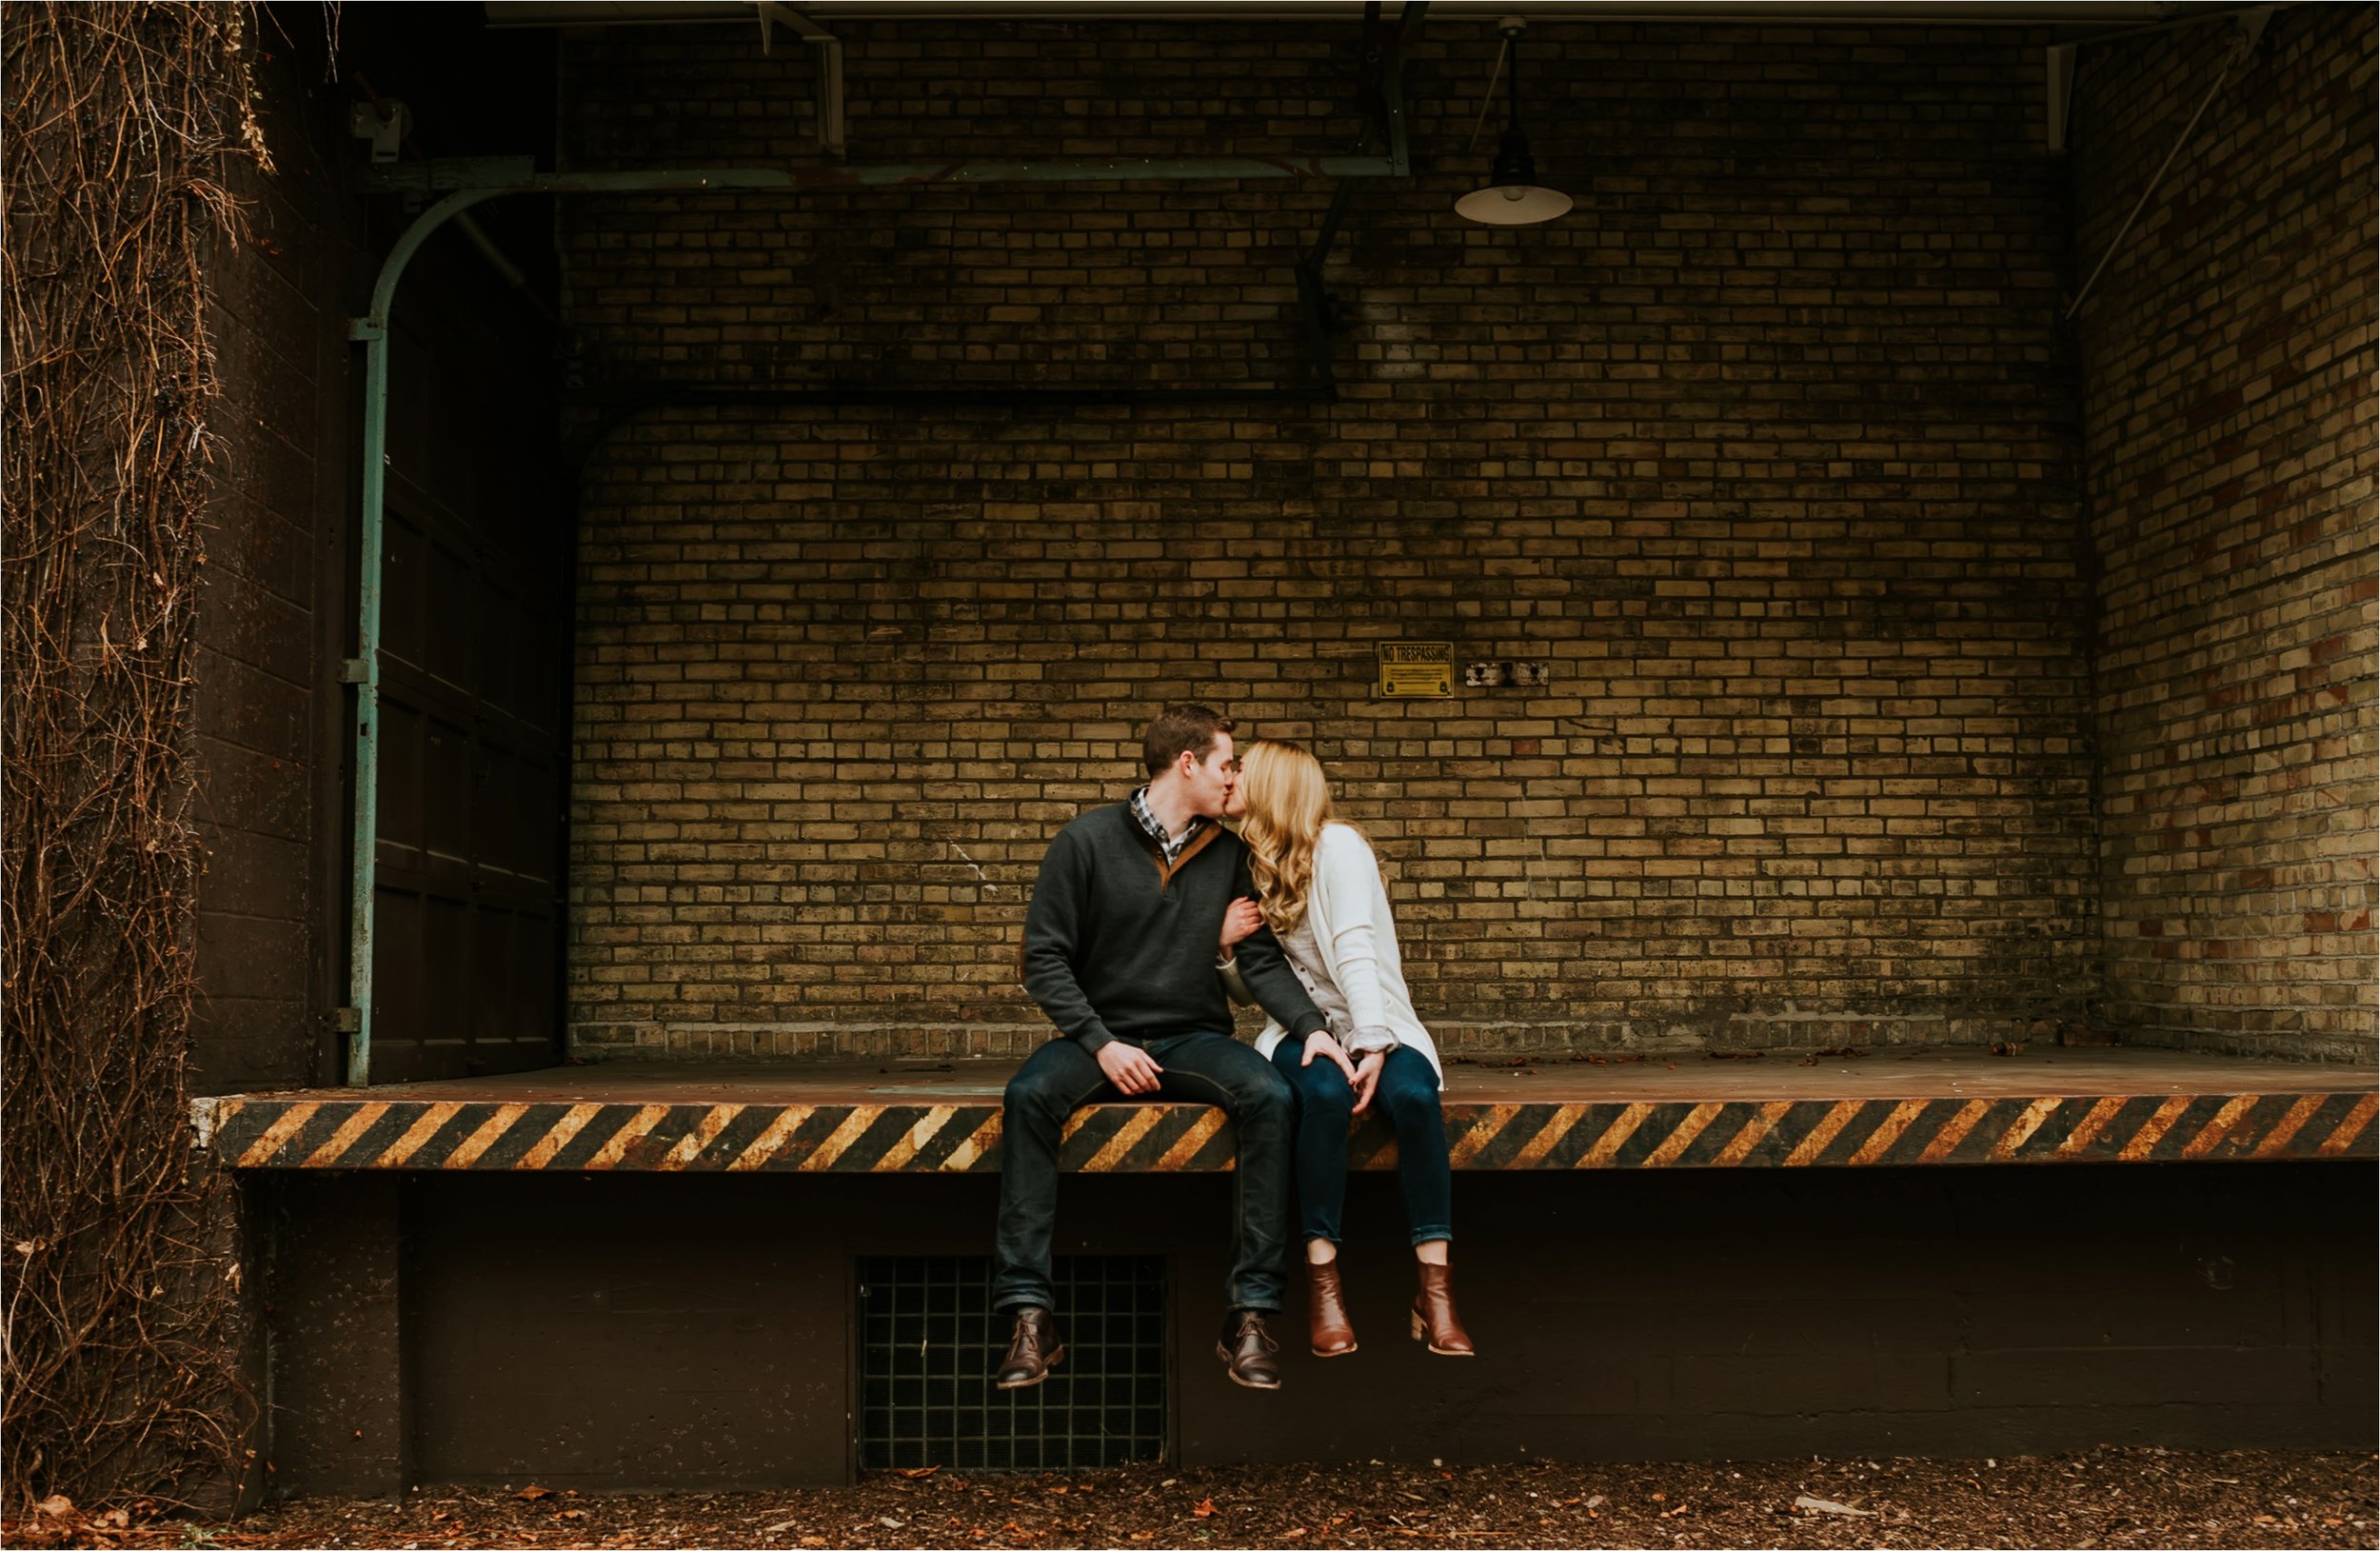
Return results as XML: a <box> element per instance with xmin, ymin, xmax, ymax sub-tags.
<box><xmin>1270</xmin><ymin>1040</ymin><xmax>1452</xmax><ymax>1247</ymax></box>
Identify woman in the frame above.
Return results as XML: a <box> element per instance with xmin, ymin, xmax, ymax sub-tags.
<box><xmin>1218</xmin><ymin>740</ymin><xmax>1474</xmax><ymax>1360</ymax></box>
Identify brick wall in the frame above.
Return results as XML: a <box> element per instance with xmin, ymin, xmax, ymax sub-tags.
<box><xmin>193</xmin><ymin>46</ymin><xmax>370</xmax><ymax>1092</ymax></box>
<box><xmin>559</xmin><ymin>18</ymin><xmax>2101</xmax><ymax>1062</ymax></box>
<box><xmin>2073</xmin><ymin>5</ymin><xmax>2377</xmax><ymax>1062</ymax></box>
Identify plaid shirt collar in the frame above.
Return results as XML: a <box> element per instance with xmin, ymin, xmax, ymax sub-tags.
<box><xmin>1129</xmin><ymin>786</ymin><xmax>1208</xmax><ymax>865</ymax></box>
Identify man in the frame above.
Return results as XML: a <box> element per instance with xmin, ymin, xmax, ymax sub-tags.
<box><xmin>994</xmin><ymin>705</ymin><xmax>1354</xmax><ymax>1391</ymax></box>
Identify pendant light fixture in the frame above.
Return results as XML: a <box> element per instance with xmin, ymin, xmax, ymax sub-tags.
<box><xmin>1455</xmin><ymin>17</ymin><xmax>1572</xmax><ymax>227</ymax></box>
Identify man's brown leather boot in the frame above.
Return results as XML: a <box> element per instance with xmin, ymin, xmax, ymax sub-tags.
<box><xmin>995</xmin><ymin>1306</ymin><xmax>1064</xmax><ymax>1389</ymax></box>
<box><xmin>1216</xmin><ymin>1308</ymin><xmax>1283</xmax><ymax>1389</ymax></box>
<box><xmin>1409</xmin><ymin>1263</ymin><xmax>1476</xmax><ymax>1356</ymax></box>
<box><xmin>1307</xmin><ymin>1260</ymin><xmax>1359</xmax><ymax>1357</ymax></box>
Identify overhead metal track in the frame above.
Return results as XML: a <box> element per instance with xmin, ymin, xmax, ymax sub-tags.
<box><xmin>485</xmin><ymin>1</ymin><xmax>2197</xmax><ymax>25</ymax></box>
<box><xmin>338</xmin><ymin>20</ymin><xmax>1419</xmax><ymax>1084</ymax></box>
<box><xmin>367</xmin><ymin>147</ymin><xmax>1410</xmax><ymax>196</ymax></box>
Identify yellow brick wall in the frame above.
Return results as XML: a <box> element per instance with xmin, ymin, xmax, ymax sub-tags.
<box><xmin>561</xmin><ymin>19</ymin><xmax>2110</xmax><ymax>1061</ymax></box>
<box><xmin>2075</xmin><ymin>5</ymin><xmax>2379</xmax><ymax>1061</ymax></box>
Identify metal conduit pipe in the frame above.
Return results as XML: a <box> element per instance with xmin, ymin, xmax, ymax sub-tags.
<box><xmin>338</xmin><ymin>16</ymin><xmax>1421</xmax><ymax>1084</ymax></box>
<box><xmin>367</xmin><ymin>152</ymin><xmax>1411</xmax><ymax>197</ymax></box>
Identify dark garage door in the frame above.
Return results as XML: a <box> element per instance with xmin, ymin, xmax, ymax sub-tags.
<box><xmin>366</xmin><ymin>299</ymin><xmax>565</xmax><ymax>1082</ymax></box>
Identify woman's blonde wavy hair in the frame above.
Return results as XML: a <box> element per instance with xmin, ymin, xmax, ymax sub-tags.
<box><xmin>1236</xmin><ymin>740</ymin><xmax>1351</xmax><ymax>939</ymax></box>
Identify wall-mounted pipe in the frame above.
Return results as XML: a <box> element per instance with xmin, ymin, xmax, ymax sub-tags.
<box><xmin>367</xmin><ymin>149</ymin><xmax>1410</xmax><ymax>197</ymax></box>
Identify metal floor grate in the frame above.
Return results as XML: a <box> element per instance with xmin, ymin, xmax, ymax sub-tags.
<box><xmin>858</xmin><ymin>1254</ymin><xmax>1168</xmax><ymax>1471</ymax></box>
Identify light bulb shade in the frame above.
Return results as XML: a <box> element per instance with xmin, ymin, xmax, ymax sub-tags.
<box><xmin>1456</xmin><ymin>181</ymin><xmax>1573</xmax><ymax>225</ymax></box>
<box><xmin>1455</xmin><ymin>126</ymin><xmax>1572</xmax><ymax>226</ymax></box>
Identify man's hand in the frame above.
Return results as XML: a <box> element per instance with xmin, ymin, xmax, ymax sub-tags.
<box><xmin>1349</xmin><ymin>1050</ymin><xmax>1386</xmax><ymax>1113</ymax></box>
<box><xmin>1220</xmin><ymin>897</ymin><xmax>1262</xmax><ymax>955</ymax></box>
<box><xmin>1095</xmin><ymin>1040</ymin><xmax>1163</xmax><ymax>1096</ymax></box>
<box><xmin>1301</xmin><ymin>1030</ymin><xmax>1358</xmax><ymax>1085</ymax></box>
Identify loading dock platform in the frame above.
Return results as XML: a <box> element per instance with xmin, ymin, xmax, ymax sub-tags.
<box><xmin>198</xmin><ymin>1046</ymin><xmax>2375</xmax><ymax>1175</ymax></box>
<box><xmin>215</xmin><ymin>1046</ymin><xmax>2374</xmax><ymax>1494</ymax></box>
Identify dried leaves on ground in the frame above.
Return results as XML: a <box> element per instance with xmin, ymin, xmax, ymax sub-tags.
<box><xmin>8</xmin><ymin>1447</ymin><xmax>2372</xmax><ymax>1550</ymax></box>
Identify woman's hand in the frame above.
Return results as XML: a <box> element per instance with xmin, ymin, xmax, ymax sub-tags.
<box><xmin>1301</xmin><ymin>1030</ymin><xmax>1359</xmax><ymax>1084</ymax></box>
<box><xmin>1220</xmin><ymin>896</ymin><xmax>1263</xmax><ymax>955</ymax></box>
<box><xmin>1348</xmin><ymin>1050</ymin><xmax>1385</xmax><ymax>1113</ymax></box>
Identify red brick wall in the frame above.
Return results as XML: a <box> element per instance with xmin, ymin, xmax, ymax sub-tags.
<box><xmin>2073</xmin><ymin>5</ymin><xmax>2378</xmax><ymax>1062</ymax></box>
<box><xmin>557</xmin><ymin>18</ymin><xmax>2100</xmax><ymax>1061</ymax></box>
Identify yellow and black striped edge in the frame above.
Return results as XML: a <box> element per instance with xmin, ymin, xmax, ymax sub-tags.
<box><xmin>192</xmin><ymin>1090</ymin><xmax>2377</xmax><ymax>1173</ymax></box>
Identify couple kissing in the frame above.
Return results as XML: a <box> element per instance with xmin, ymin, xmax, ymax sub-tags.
<box><xmin>993</xmin><ymin>704</ymin><xmax>1474</xmax><ymax>1392</ymax></box>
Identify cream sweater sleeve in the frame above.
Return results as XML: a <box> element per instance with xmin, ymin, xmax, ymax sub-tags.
<box><xmin>1317</xmin><ymin>826</ymin><xmax>1397</xmax><ymax>1050</ymax></box>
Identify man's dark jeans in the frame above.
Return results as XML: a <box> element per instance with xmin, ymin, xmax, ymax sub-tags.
<box><xmin>993</xmin><ymin>1032</ymin><xmax>1294</xmax><ymax>1314</ymax></box>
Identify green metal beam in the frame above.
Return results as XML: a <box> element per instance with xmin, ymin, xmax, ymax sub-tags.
<box><xmin>366</xmin><ymin>151</ymin><xmax>1407</xmax><ymax>198</ymax></box>
<box><xmin>341</xmin><ymin>188</ymin><xmax>504</xmax><ymax>1086</ymax></box>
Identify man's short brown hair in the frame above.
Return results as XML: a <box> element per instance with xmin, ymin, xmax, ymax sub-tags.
<box><xmin>1143</xmin><ymin>704</ymin><xmax>1235</xmax><ymax>775</ymax></box>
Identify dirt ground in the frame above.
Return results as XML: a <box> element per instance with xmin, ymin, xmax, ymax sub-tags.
<box><xmin>10</xmin><ymin>1447</ymin><xmax>2371</xmax><ymax>1550</ymax></box>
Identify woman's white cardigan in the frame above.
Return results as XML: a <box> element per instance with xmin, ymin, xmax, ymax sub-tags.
<box><xmin>1240</xmin><ymin>823</ymin><xmax>1443</xmax><ymax>1087</ymax></box>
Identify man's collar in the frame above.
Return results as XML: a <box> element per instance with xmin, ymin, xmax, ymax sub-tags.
<box><xmin>1131</xmin><ymin>785</ymin><xmax>1206</xmax><ymax>845</ymax></box>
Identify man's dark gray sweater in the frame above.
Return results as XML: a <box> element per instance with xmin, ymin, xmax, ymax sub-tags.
<box><xmin>1022</xmin><ymin>803</ymin><xmax>1325</xmax><ymax>1053</ymax></box>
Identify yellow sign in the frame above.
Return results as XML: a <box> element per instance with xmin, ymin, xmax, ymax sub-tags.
<box><xmin>1377</xmin><ymin>640</ymin><xmax>1453</xmax><ymax>699</ymax></box>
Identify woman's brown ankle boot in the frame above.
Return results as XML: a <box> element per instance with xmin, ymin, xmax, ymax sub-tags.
<box><xmin>1409</xmin><ymin>1262</ymin><xmax>1476</xmax><ymax>1356</ymax></box>
<box><xmin>1307</xmin><ymin>1259</ymin><xmax>1359</xmax><ymax>1357</ymax></box>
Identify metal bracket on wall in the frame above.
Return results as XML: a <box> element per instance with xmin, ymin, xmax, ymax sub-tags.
<box><xmin>2046</xmin><ymin>43</ymin><xmax>2076</xmax><ymax>152</ymax></box>
<box><xmin>2045</xmin><ymin>2</ymin><xmax>2278</xmax><ymax>155</ymax></box>
<box><xmin>2064</xmin><ymin>5</ymin><xmax>2273</xmax><ymax>319</ymax></box>
<box><xmin>756</xmin><ymin>3</ymin><xmax>846</xmax><ymax>157</ymax></box>
<box><xmin>1297</xmin><ymin>1</ymin><xmax>1427</xmax><ymax>388</ymax></box>
<box><xmin>349</xmin><ymin>98</ymin><xmax>409</xmax><ymax>164</ymax></box>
